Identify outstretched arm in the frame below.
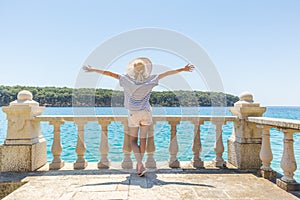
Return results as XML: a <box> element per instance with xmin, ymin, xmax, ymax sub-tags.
<box><xmin>82</xmin><ymin>65</ymin><xmax>119</xmax><ymax>79</ymax></box>
<box><xmin>158</xmin><ymin>64</ymin><xmax>194</xmax><ymax>80</ymax></box>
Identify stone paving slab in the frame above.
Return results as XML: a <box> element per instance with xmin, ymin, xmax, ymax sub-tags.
<box><xmin>1</xmin><ymin>162</ymin><xmax>300</xmax><ymax>200</ymax></box>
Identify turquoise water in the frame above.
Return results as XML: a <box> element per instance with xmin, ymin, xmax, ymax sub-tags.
<box><xmin>0</xmin><ymin>106</ymin><xmax>299</xmax><ymax>181</ymax></box>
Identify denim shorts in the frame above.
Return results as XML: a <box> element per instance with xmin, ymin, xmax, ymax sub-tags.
<box><xmin>128</xmin><ymin>109</ymin><xmax>152</xmax><ymax>127</ymax></box>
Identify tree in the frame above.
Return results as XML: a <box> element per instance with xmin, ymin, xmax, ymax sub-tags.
<box><xmin>0</xmin><ymin>85</ymin><xmax>239</xmax><ymax>107</ymax></box>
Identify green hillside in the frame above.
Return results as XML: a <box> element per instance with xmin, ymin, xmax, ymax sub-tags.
<box><xmin>0</xmin><ymin>85</ymin><xmax>239</xmax><ymax>107</ymax></box>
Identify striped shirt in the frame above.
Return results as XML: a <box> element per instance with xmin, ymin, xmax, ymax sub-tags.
<box><xmin>119</xmin><ymin>74</ymin><xmax>159</xmax><ymax>111</ymax></box>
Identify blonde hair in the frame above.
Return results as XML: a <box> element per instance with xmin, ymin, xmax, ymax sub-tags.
<box><xmin>133</xmin><ymin>62</ymin><xmax>146</xmax><ymax>82</ymax></box>
<box><xmin>126</xmin><ymin>57</ymin><xmax>152</xmax><ymax>82</ymax></box>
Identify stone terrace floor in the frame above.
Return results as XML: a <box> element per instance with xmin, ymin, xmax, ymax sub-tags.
<box><xmin>1</xmin><ymin>162</ymin><xmax>300</xmax><ymax>200</ymax></box>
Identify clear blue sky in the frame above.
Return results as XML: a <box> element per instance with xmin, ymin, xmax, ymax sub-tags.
<box><xmin>1</xmin><ymin>0</ymin><xmax>299</xmax><ymax>106</ymax></box>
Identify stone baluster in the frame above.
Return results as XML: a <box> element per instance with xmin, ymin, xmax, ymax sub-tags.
<box><xmin>256</xmin><ymin>125</ymin><xmax>276</xmax><ymax>179</ymax></box>
<box><xmin>191</xmin><ymin>119</ymin><xmax>204</xmax><ymax>168</ymax></box>
<box><xmin>146</xmin><ymin>123</ymin><xmax>156</xmax><ymax>168</ymax></box>
<box><xmin>49</xmin><ymin>120</ymin><xmax>65</xmax><ymax>170</ymax></box>
<box><xmin>98</xmin><ymin>120</ymin><xmax>111</xmax><ymax>169</ymax></box>
<box><xmin>168</xmin><ymin>120</ymin><xmax>180</xmax><ymax>168</ymax></box>
<box><xmin>121</xmin><ymin>121</ymin><xmax>133</xmax><ymax>169</ymax></box>
<box><xmin>260</xmin><ymin>125</ymin><xmax>273</xmax><ymax>171</ymax></box>
<box><xmin>74</xmin><ymin>120</ymin><xmax>88</xmax><ymax>169</ymax></box>
<box><xmin>212</xmin><ymin>120</ymin><xmax>226</xmax><ymax>167</ymax></box>
<box><xmin>279</xmin><ymin>129</ymin><xmax>297</xmax><ymax>183</ymax></box>
<box><xmin>276</xmin><ymin>129</ymin><xmax>300</xmax><ymax>191</ymax></box>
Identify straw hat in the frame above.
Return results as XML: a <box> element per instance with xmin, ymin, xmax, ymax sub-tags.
<box><xmin>126</xmin><ymin>57</ymin><xmax>152</xmax><ymax>82</ymax></box>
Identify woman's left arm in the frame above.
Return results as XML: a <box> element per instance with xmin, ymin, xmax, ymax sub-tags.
<box><xmin>158</xmin><ymin>64</ymin><xmax>194</xmax><ymax>80</ymax></box>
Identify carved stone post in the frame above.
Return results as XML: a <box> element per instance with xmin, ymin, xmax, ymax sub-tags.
<box><xmin>213</xmin><ymin>120</ymin><xmax>226</xmax><ymax>167</ymax></box>
<box><xmin>121</xmin><ymin>121</ymin><xmax>133</xmax><ymax>169</ymax></box>
<box><xmin>145</xmin><ymin>123</ymin><xmax>156</xmax><ymax>168</ymax></box>
<box><xmin>74</xmin><ymin>120</ymin><xmax>88</xmax><ymax>169</ymax></box>
<box><xmin>191</xmin><ymin>119</ymin><xmax>204</xmax><ymax>168</ymax></box>
<box><xmin>0</xmin><ymin>90</ymin><xmax>46</xmax><ymax>171</ymax></box>
<box><xmin>49</xmin><ymin>120</ymin><xmax>65</xmax><ymax>170</ymax></box>
<box><xmin>228</xmin><ymin>92</ymin><xmax>266</xmax><ymax>169</ymax></box>
<box><xmin>168</xmin><ymin>119</ymin><xmax>180</xmax><ymax>168</ymax></box>
<box><xmin>276</xmin><ymin>129</ymin><xmax>300</xmax><ymax>191</ymax></box>
<box><xmin>98</xmin><ymin>119</ymin><xmax>110</xmax><ymax>169</ymax></box>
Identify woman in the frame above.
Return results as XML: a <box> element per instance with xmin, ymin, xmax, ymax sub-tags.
<box><xmin>83</xmin><ymin>57</ymin><xmax>194</xmax><ymax>176</ymax></box>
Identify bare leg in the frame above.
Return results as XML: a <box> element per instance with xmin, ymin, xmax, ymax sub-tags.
<box><xmin>129</xmin><ymin>126</ymin><xmax>149</xmax><ymax>175</ymax></box>
<box><xmin>129</xmin><ymin>127</ymin><xmax>143</xmax><ymax>166</ymax></box>
<box><xmin>139</xmin><ymin>125</ymin><xmax>149</xmax><ymax>161</ymax></box>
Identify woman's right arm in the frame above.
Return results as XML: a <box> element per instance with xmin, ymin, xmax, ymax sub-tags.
<box><xmin>82</xmin><ymin>65</ymin><xmax>119</xmax><ymax>79</ymax></box>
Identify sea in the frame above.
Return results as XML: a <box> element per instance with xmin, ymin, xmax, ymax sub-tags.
<box><xmin>0</xmin><ymin>106</ymin><xmax>299</xmax><ymax>181</ymax></box>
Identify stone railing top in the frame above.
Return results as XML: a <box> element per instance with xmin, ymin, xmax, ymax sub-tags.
<box><xmin>247</xmin><ymin>117</ymin><xmax>300</xmax><ymax>131</ymax></box>
<box><xmin>36</xmin><ymin>115</ymin><xmax>237</xmax><ymax>123</ymax></box>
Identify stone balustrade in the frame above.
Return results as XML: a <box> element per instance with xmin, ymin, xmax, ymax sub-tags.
<box><xmin>35</xmin><ymin>115</ymin><xmax>237</xmax><ymax>170</ymax></box>
<box><xmin>0</xmin><ymin>90</ymin><xmax>299</xmax><ymax>192</ymax></box>
<box><xmin>247</xmin><ymin>117</ymin><xmax>300</xmax><ymax>191</ymax></box>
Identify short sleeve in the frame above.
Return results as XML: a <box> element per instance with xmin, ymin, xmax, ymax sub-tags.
<box><xmin>119</xmin><ymin>74</ymin><xmax>125</xmax><ymax>87</ymax></box>
<box><xmin>148</xmin><ymin>75</ymin><xmax>159</xmax><ymax>86</ymax></box>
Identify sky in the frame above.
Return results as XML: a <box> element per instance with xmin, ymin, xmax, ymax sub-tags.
<box><xmin>0</xmin><ymin>0</ymin><xmax>300</xmax><ymax>106</ymax></box>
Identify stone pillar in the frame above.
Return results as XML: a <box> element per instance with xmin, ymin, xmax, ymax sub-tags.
<box><xmin>213</xmin><ymin>120</ymin><xmax>226</xmax><ymax>167</ymax></box>
<box><xmin>228</xmin><ymin>92</ymin><xmax>266</xmax><ymax>170</ymax></box>
<box><xmin>191</xmin><ymin>119</ymin><xmax>204</xmax><ymax>168</ymax></box>
<box><xmin>168</xmin><ymin>120</ymin><xmax>180</xmax><ymax>168</ymax></box>
<box><xmin>73</xmin><ymin>120</ymin><xmax>88</xmax><ymax>169</ymax></box>
<box><xmin>257</xmin><ymin>125</ymin><xmax>276</xmax><ymax>179</ymax></box>
<box><xmin>0</xmin><ymin>90</ymin><xmax>46</xmax><ymax>171</ymax></box>
<box><xmin>98</xmin><ymin>119</ymin><xmax>110</xmax><ymax>169</ymax></box>
<box><xmin>121</xmin><ymin>121</ymin><xmax>133</xmax><ymax>169</ymax></box>
<box><xmin>276</xmin><ymin>129</ymin><xmax>300</xmax><ymax>191</ymax></box>
<box><xmin>49</xmin><ymin>120</ymin><xmax>65</xmax><ymax>170</ymax></box>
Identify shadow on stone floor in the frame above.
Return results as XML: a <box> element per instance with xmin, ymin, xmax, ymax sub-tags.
<box><xmin>0</xmin><ymin>167</ymin><xmax>255</xmax><ymax>181</ymax></box>
<box><xmin>82</xmin><ymin>172</ymin><xmax>215</xmax><ymax>189</ymax></box>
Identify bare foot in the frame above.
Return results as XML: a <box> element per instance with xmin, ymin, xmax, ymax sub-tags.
<box><xmin>137</xmin><ymin>163</ymin><xmax>147</xmax><ymax>177</ymax></box>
